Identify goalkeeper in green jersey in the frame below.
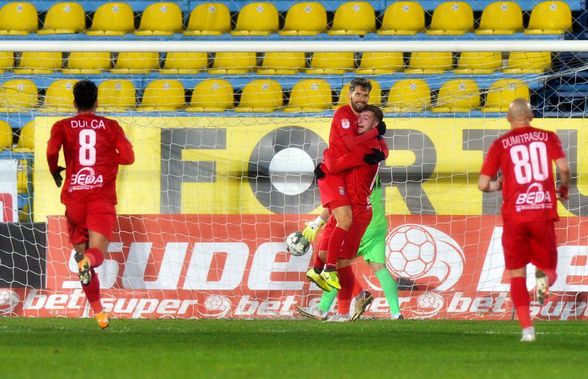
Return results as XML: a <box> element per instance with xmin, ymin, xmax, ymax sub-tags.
<box><xmin>297</xmin><ymin>177</ymin><xmax>403</xmax><ymax>321</ymax></box>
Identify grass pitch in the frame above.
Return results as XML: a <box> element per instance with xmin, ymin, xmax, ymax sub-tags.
<box><xmin>0</xmin><ymin>318</ymin><xmax>586</xmax><ymax>379</ymax></box>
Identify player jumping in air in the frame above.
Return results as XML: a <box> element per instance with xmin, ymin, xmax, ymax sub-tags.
<box><xmin>313</xmin><ymin>78</ymin><xmax>385</xmax><ymax>290</ymax></box>
<box><xmin>47</xmin><ymin>80</ymin><xmax>135</xmax><ymax>329</ymax></box>
<box><xmin>300</xmin><ymin>106</ymin><xmax>401</xmax><ymax>321</ymax></box>
<box><xmin>478</xmin><ymin>98</ymin><xmax>570</xmax><ymax>342</ymax></box>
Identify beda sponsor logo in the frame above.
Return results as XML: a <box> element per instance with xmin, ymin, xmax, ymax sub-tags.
<box><xmin>70</xmin><ymin>167</ymin><xmax>104</xmax><ymax>188</ymax></box>
<box><xmin>515</xmin><ymin>182</ymin><xmax>552</xmax><ymax>211</ymax></box>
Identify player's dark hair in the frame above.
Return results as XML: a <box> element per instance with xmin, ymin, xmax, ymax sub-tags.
<box><xmin>362</xmin><ymin>104</ymin><xmax>383</xmax><ymax>123</ymax></box>
<box><xmin>73</xmin><ymin>80</ymin><xmax>98</xmax><ymax>111</ymax></box>
<box><xmin>349</xmin><ymin>78</ymin><xmax>372</xmax><ymax>93</ymax></box>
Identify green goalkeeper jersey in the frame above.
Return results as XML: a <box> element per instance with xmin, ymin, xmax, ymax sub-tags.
<box><xmin>357</xmin><ymin>176</ymin><xmax>388</xmax><ymax>263</ymax></box>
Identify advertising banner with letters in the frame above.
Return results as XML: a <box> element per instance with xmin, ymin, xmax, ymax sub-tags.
<box><xmin>33</xmin><ymin>117</ymin><xmax>588</xmax><ymax>221</ymax></box>
<box><xmin>6</xmin><ymin>214</ymin><xmax>587</xmax><ymax>320</ymax></box>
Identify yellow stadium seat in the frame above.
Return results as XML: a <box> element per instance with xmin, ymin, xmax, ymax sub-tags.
<box><xmin>336</xmin><ymin>80</ymin><xmax>382</xmax><ymax>108</ymax></box>
<box><xmin>232</xmin><ymin>2</ymin><xmax>278</xmax><ymax>36</ymax></box>
<box><xmin>356</xmin><ymin>52</ymin><xmax>404</xmax><ymax>74</ymax></box>
<box><xmin>138</xmin><ymin>80</ymin><xmax>185</xmax><ymax>111</ymax></box>
<box><xmin>306</xmin><ymin>52</ymin><xmax>355</xmax><ymax>74</ymax></box>
<box><xmin>87</xmin><ymin>2</ymin><xmax>134</xmax><ymax>36</ymax></box>
<box><xmin>432</xmin><ymin>79</ymin><xmax>480</xmax><ymax>112</ymax></box>
<box><xmin>284</xmin><ymin>79</ymin><xmax>332</xmax><ymax>112</ymax></box>
<box><xmin>483</xmin><ymin>79</ymin><xmax>530</xmax><ymax>112</ymax></box>
<box><xmin>184</xmin><ymin>3</ymin><xmax>231</xmax><ymax>36</ymax></box>
<box><xmin>476</xmin><ymin>2</ymin><xmax>523</xmax><ymax>35</ymax></box>
<box><xmin>209</xmin><ymin>52</ymin><xmax>256</xmax><ymax>74</ymax></box>
<box><xmin>16</xmin><ymin>120</ymin><xmax>34</xmax><ymax>150</ymax></box>
<box><xmin>97</xmin><ymin>79</ymin><xmax>136</xmax><ymax>111</ymax></box>
<box><xmin>0</xmin><ymin>2</ymin><xmax>38</xmax><ymax>35</ymax></box>
<box><xmin>258</xmin><ymin>52</ymin><xmax>306</xmax><ymax>75</ymax></box>
<box><xmin>385</xmin><ymin>79</ymin><xmax>431</xmax><ymax>112</ymax></box>
<box><xmin>14</xmin><ymin>52</ymin><xmax>62</xmax><ymax>74</ymax></box>
<box><xmin>503</xmin><ymin>52</ymin><xmax>551</xmax><ymax>73</ymax></box>
<box><xmin>328</xmin><ymin>2</ymin><xmax>375</xmax><ymax>35</ymax></box>
<box><xmin>0</xmin><ymin>120</ymin><xmax>12</xmax><ymax>150</ymax></box>
<box><xmin>43</xmin><ymin>79</ymin><xmax>76</xmax><ymax>112</ymax></box>
<box><xmin>405</xmin><ymin>52</ymin><xmax>453</xmax><ymax>74</ymax></box>
<box><xmin>427</xmin><ymin>2</ymin><xmax>473</xmax><ymax>35</ymax></box>
<box><xmin>454</xmin><ymin>52</ymin><xmax>502</xmax><ymax>74</ymax></box>
<box><xmin>16</xmin><ymin>159</ymin><xmax>29</xmax><ymax>194</ymax></box>
<box><xmin>378</xmin><ymin>2</ymin><xmax>425</xmax><ymax>35</ymax></box>
<box><xmin>235</xmin><ymin>79</ymin><xmax>283</xmax><ymax>112</ymax></box>
<box><xmin>135</xmin><ymin>2</ymin><xmax>183</xmax><ymax>36</ymax></box>
<box><xmin>280</xmin><ymin>2</ymin><xmax>327</xmax><ymax>36</ymax></box>
<box><xmin>0</xmin><ymin>79</ymin><xmax>38</xmax><ymax>112</ymax></box>
<box><xmin>161</xmin><ymin>52</ymin><xmax>208</xmax><ymax>74</ymax></box>
<box><xmin>38</xmin><ymin>2</ymin><xmax>85</xmax><ymax>34</ymax></box>
<box><xmin>111</xmin><ymin>52</ymin><xmax>160</xmax><ymax>74</ymax></box>
<box><xmin>525</xmin><ymin>1</ymin><xmax>572</xmax><ymax>34</ymax></box>
<box><xmin>0</xmin><ymin>52</ymin><xmax>14</xmax><ymax>73</ymax></box>
<box><xmin>63</xmin><ymin>52</ymin><xmax>111</xmax><ymax>74</ymax></box>
<box><xmin>187</xmin><ymin>79</ymin><xmax>234</xmax><ymax>112</ymax></box>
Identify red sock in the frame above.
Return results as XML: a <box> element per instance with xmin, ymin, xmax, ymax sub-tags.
<box><xmin>326</xmin><ymin>227</ymin><xmax>347</xmax><ymax>267</ymax></box>
<box><xmin>85</xmin><ymin>247</ymin><xmax>104</xmax><ymax>267</ymax></box>
<box><xmin>337</xmin><ymin>266</ymin><xmax>355</xmax><ymax>315</ymax></box>
<box><xmin>510</xmin><ymin>277</ymin><xmax>532</xmax><ymax>329</ymax></box>
<box><xmin>82</xmin><ymin>268</ymin><xmax>103</xmax><ymax>314</ymax></box>
<box><xmin>312</xmin><ymin>252</ymin><xmax>324</xmax><ymax>270</ymax></box>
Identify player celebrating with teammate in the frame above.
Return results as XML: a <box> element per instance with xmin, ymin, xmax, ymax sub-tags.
<box><xmin>478</xmin><ymin>98</ymin><xmax>569</xmax><ymax>342</ymax></box>
<box><xmin>47</xmin><ymin>80</ymin><xmax>135</xmax><ymax>329</ymax></box>
<box><xmin>311</xmin><ymin>78</ymin><xmax>385</xmax><ymax>290</ymax></box>
<box><xmin>300</xmin><ymin>106</ymin><xmax>401</xmax><ymax>321</ymax></box>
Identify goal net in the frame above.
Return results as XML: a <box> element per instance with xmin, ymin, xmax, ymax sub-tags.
<box><xmin>1</xmin><ymin>38</ymin><xmax>587</xmax><ymax>321</ymax></box>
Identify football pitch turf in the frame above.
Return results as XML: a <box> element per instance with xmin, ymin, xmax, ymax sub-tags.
<box><xmin>0</xmin><ymin>318</ymin><xmax>586</xmax><ymax>379</ymax></box>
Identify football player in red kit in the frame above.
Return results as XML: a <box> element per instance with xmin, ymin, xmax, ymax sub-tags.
<box><xmin>478</xmin><ymin>98</ymin><xmax>570</xmax><ymax>342</ymax></box>
<box><xmin>311</xmin><ymin>78</ymin><xmax>385</xmax><ymax>290</ymax></box>
<box><xmin>47</xmin><ymin>80</ymin><xmax>135</xmax><ymax>329</ymax></box>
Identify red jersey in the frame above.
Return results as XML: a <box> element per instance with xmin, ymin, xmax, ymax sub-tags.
<box><xmin>324</xmin><ymin>138</ymin><xmax>388</xmax><ymax>207</ymax></box>
<box><xmin>480</xmin><ymin>125</ymin><xmax>565</xmax><ymax>222</ymax></box>
<box><xmin>329</xmin><ymin>105</ymin><xmax>379</xmax><ymax>158</ymax></box>
<box><xmin>47</xmin><ymin>113</ymin><xmax>135</xmax><ymax>206</ymax></box>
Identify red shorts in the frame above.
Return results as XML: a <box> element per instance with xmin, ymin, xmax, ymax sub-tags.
<box><xmin>318</xmin><ymin>206</ymin><xmax>372</xmax><ymax>259</ymax></box>
<box><xmin>501</xmin><ymin>220</ymin><xmax>558</xmax><ymax>271</ymax></box>
<box><xmin>318</xmin><ymin>174</ymin><xmax>349</xmax><ymax>211</ymax></box>
<box><xmin>65</xmin><ymin>200</ymin><xmax>116</xmax><ymax>245</ymax></box>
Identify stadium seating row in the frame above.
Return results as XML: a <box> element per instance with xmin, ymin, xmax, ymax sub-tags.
<box><xmin>0</xmin><ymin>51</ymin><xmax>553</xmax><ymax>74</ymax></box>
<box><xmin>0</xmin><ymin>1</ymin><xmax>574</xmax><ymax>36</ymax></box>
<box><xmin>0</xmin><ymin>77</ymin><xmax>531</xmax><ymax>116</ymax></box>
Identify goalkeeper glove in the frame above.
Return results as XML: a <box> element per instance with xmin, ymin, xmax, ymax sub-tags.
<box><xmin>363</xmin><ymin>148</ymin><xmax>386</xmax><ymax>165</ymax></box>
<box><xmin>376</xmin><ymin>121</ymin><xmax>387</xmax><ymax>137</ymax></box>
<box><xmin>558</xmin><ymin>185</ymin><xmax>569</xmax><ymax>200</ymax></box>
<box><xmin>302</xmin><ymin>216</ymin><xmax>326</xmax><ymax>243</ymax></box>
<box><xmin>51</xmin><ymin>166</ymin><xmax>65</xmax><ymax>188</ymax></box>
<box><xmin>314</xmin><ymin>163</ymin><xmax>326</xmax><ymax>180</ymax></box>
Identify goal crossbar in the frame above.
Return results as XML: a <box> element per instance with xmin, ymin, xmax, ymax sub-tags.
<box><xmin>0</xmin><ymin>40</ymin><xmax>586</xmax><ymax>52</ymax></box>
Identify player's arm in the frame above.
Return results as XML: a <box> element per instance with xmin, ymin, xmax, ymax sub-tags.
<box><xmin>555</xmin><ymin>157</ymin><xmax>570</xmax><ymax>200</ymax></box>
<box><xmin>46</xmin><ymin>122</ymin><xmax>65</xmax><ymax>187</ymax></box>
<box><xmin>302</xmin><ymin>208</ymin><xmax>329</xmax><ymax>242</ymax></box>
<box><xmin>341</xmin><ymin>129</ymin><xmax>379</xmax><ymax>152</ymax></box>
<box><xmin>478</xmin><ymin>174</ymin><xmax>502</xmax><ymax>192</ymax></box>
<box><xmin>115</xmin><ymin>124</ymin><xmax>135</xmax><ymax>165</ymax></box>
<box><xmin>552</xmin><ymin>132</ymin><xmax>570</xmax><ymax>200</ymax></box>
<box><xmin>478</xmin><ymin>141</ymin><xmax>501</xmax><ymax>192</ymax></box>
<box><xmin>323</xmin><ymin>149</ymin><xmax>366</xmax><ymax>174</ymax></box>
